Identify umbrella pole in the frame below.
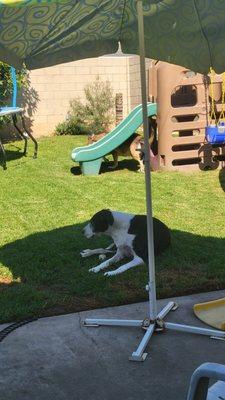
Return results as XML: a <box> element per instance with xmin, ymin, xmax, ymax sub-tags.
<box><xmin>136</xmin><ymin>0</ymin><xmax>157</xmax><ymax>322</ymax></box>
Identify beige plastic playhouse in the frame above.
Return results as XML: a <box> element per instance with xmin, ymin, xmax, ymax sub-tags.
<box><xmin>149</xmin><ymin>61</ymin><xmax>225</xmax><ymax>171</ymax></box>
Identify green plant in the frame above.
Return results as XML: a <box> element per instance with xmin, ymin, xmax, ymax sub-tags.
<box><xmin>0</xmin><ymin>62</ymin><xmax>27</xmax><ymax>105</ymax></box>
<box><xmin>55</xmin><ymin>77</ymin><xmax>115</xmax><ymax>136</ymax></box>
<box><xmin>55</xmin><ymin>119</ymin><xmax>90</xmax><ymax>136</ymax></box>
<box><xmin>0</xmin><ymin>62</ymin><xmax>28</xmax><ymax>126</ymax></box>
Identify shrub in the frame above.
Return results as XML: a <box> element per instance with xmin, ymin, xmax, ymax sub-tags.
<box><xmin>55</xmin><ymin>118</ymin><xmax>90</xmax><ymax>136</ymax></box>
<box><xmin>0</xmin><ymin>62</ymin><xmax>28</xmax><ymax>127</ymax></box>
<box><xmin>55</xmin><ymin>77</ymin><xmax>115</xmax><ymax>136</ymax></box>
<box><xmin>0</xmin><ymin>62</ymin><xmax>27</xmax><ymax>106</ymax></box>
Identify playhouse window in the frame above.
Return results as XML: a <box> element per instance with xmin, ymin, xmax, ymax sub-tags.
<box><xmin>171</xmin><ymin>85</ymin><xmax>197</xmax><ymax>107</ymax></box>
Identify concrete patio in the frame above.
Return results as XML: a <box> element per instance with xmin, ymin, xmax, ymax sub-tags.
<box><xmin>1</xmin><ymin>290</ymin><xmax>225</xmax><ymax>400</ymax></box>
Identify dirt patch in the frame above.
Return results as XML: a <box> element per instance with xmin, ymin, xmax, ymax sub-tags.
<box><xmin>0</xmin><ymin>277</ymin><xmax>13</xmax><ymax>285</ymax></box>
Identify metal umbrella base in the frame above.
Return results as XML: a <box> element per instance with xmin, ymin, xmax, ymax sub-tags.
<box><xmin>84</xmin><ymin>301</ymin><xmax>225</xmax><ymax>362</ymax></box>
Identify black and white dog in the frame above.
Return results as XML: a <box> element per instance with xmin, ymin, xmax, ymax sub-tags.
<box><xmin>81</xmin><ymin>209</ymin><xmax>170</xmax><ymax>277</ymax></box>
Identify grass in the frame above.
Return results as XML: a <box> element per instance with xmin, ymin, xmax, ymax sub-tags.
<box><xmin>0</xmin><ymin>135</ymin><xmax>225</xmax><ymax>323</ymax></box>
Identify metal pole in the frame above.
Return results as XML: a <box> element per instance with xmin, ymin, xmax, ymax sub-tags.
<box><xmin>137</xmin><ymin>0</ymin><xmax>157</xmax><ymax>320</ymax></box>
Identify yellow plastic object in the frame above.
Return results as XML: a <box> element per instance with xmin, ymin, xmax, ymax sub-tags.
<box><xmin>194</xmin><ymin>298</ymin><xmax>225</xmax><ymax>331</ymax></box>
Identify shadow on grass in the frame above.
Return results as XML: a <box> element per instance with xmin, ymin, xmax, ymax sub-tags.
<box><xmin>70</xmin><ymin>159</ymin><xmax>140</xmax><ymax>176</ymax></box>
<box><xmin>100</xmin><ymin>159</ymin><xmax>140</xmax><ymax>173</ymax></box>
<box><xmin>0</xmin><ymin>145</ymin><xmax>25</xmax><ymax>168</ymax></box>
<box><xmin>219</xmin><ymin>167</ymin><xmax>225</xmax><ymax>192</ymax></box>
<box><xmin>70</xmin><ymin>166</ymin><xmax>82</xmax><ymax>175</ymax></box>
<box><xmin>0</xmin><ymin>224</ymin><xmax>225</xmax><ymax>322</ymax></box>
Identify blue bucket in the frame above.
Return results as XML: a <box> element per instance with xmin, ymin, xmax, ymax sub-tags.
<box><xmin>205</xmin><ymin>125</ymin><xmax>225</xmax><ymax>144</ymax></box>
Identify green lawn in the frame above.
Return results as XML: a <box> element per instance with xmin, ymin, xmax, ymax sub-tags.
<box><xmin>0</xmin><ymin>135</ymin><xmax>225</xmax><ymax>323</ymax></box>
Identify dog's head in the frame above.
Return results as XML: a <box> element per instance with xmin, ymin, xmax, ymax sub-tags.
<box><xmin>83</xmin><ymin>209</ymin><xmax>114</xmax><ymax>238</ymax></box>
<box><xmin>87</xmin><ymin>134</ymin><xmax>96</xmax><ymax>145</ymax></box>
<box><xmin>87</xmin><ymin>132</ymin><xmax>107</xmax><ymax>145</ymax></box>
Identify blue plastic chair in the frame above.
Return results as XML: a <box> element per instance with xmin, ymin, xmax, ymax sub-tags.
<box><xmin>187</xmin><ymin>363</ymin><xmax>225</xmax><ymax>400</ymax></box>
<box><xmin>0</xmin><ymin>67</ymin><xmax>38</xmax><ymax>169</ymax></box>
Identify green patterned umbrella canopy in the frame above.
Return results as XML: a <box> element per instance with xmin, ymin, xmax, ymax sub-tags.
<box><xmin>0</xmin><ymin>0</ymin><xmax>225</xmax><ymax>73</ymax></box>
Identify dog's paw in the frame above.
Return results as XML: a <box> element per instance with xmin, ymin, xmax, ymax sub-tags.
<box><xmin>104</xmin><ymin>270</ymin><xmax>116</xmax><ymax>277</ymax></box>
<box><xmin>80</xmin><ymin>249</ymin><xmax>91</xmax><ymax>258</ymax></box>
<box><xmin>89</xmin><ymin>266</ymin><xmax>100</xmax><ymax>273</ymax></box>
<box><xmin>108</xmin><ymin>164</ymin><xmax>117</xmax><ymax>170</ymax></box>
<box><xmin>99</xmin><ymin>254</ymin><xmax>106</xmax><ymax>261</ymax></box>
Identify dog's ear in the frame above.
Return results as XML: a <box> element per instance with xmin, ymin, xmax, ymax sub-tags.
<box><xmin>91</xmin><ymin>209</ymin><xmax>114</xmax><ymax>233</ymax></box>
<box><xmin>102</xmin><ymin>209</ymin><xmax>114</xmax><ymax>226</ymax></box>
<box><xmin>88</xmin><ymin>134</ymin><xmax>95</xmax><ymax>144</ymax></box>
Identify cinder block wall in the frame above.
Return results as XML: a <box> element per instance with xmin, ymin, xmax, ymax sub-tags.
<box><xmin>128</xmin><ymin>57</ymin><xmax>148</xmax><ymax>111</ymax></box>
<box><xmin>26</xmin><ymin>55</ymin><xmax>150</xmax><ymax>138</ymax></box>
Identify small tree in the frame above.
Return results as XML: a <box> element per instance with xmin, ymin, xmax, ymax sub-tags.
<box><xmin>56</xmin><ymin>76</ymin><xmax>115</xmax><ymax>135</ymax></box>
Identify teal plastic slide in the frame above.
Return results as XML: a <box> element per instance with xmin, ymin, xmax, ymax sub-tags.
<box><xmin>71</xmin><ymin>102</ymin><xmax>157</xmax><ymax>175</ymax></box>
